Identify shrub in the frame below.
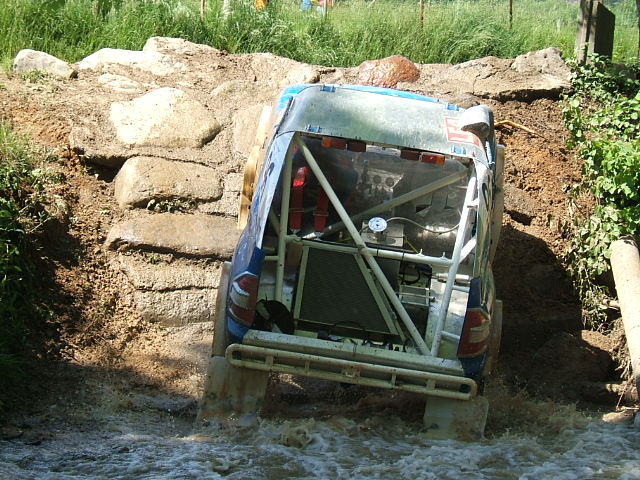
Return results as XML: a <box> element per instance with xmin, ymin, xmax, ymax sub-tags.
<box><xmin>562</xmin><ymin>57</ymin><xmax>640</xmax><ymax>328</ymax></box>
<box><xmin>0</xmin><ymin>122</ymin><xmax>55</xmax><ymax>408</ymax></box>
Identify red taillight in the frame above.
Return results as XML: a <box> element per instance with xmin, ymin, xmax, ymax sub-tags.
<box><xmin>457</xmin><ymin>308</ymin><xmax>490</xmax><ymax>357</ymax></box>
<box><xmin>347</xmin><ymin>140</ymin><xmax>366</xmax><ymax>152</ymax></box>
<box><xmin>420</xmin><ymin>153</ymin><xmax>445</xmax><ymax>165</ymax></box>
<box><xmin>400</xmin><ymin>148</ymin><xmax>421</xmax><ymax>161</ymax></box>
<box><xmin>228</xmin><ymin>272</ymin><xmax>259</xmax><ymax>325</ymax></box>
<box><xmin>400</xmin><ymin>149</ymin><xmax>445</xmax><ymax>165</ymax></box>
<box><xmin>322</xmin><ymin>136</ymin><xmax>347</xmax><ymax>150</ymax></box>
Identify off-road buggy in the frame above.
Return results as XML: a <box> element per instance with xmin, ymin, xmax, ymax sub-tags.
<box><xmin>199</xmin><ymin>84</ymin><xmax>504</xmax><ymax>438</ymax></box>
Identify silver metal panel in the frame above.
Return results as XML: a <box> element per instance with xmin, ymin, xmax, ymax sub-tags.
<box><xmin>279</xmin><ymin>86</ymin><xmax>486</xmax><ymax>160</ymax></box>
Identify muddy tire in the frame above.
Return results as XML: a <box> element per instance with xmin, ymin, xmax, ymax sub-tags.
<box><xmin>212</xmin><ymin>262</ymin><xmax>231</xmax><ymax>356</ymax></box>
<box><xmin>483</xmin><ymin>299</ymin><xmax>503</xmax><ymax>377</ymax></box>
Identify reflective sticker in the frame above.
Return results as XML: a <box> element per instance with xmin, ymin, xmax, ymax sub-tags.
<box><xmin>444</xmin><ymin>117</ymin><xmax>482</xmax><ymax>147</ymax></box>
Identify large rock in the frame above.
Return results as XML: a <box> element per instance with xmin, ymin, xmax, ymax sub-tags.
<box><xmin>512</xmin><ymin>47</ymin><xmax>570</xmax><ymax>76</ymax></box>
<box><xmin>114</xmin><ymin>255</ymin><xmax>221</xmax><ymax>291</ymax></box>
<box><xmin>12</xmin><ymin>49</ymin><xmax>77</xmax><ymax>79</ymax></box>
<box><xmin>356</xmin><ymin>55</ymin><xmax>420</xmax><ymax>88</ymax></box>
<box><xmin>109</xmin><ymin>88</ymin><xmax>221</xmax><ymax>148</ymax></box>
<box><xmin>198</xmin><ymin>172</ymin><xmax>243</xmax><ymax>216</ymax></box>
<box><xmin>134</xmin><ymin>289</ymin><xmax>216</xmax><ymax>325</ymax></box>
<box><xmin>114</xmin><ymin>156</ymin><xmax>223</xmax><ymax>209</ymax></box>
<box><xmin>143</xmin><ymin>36</ymin><xmax>221</xmax><ymax>56</ymax></box>
<box><xmin>430</xmin><ymin>49</ymin><xmax>570</xmax><ymax>101</ymax></box>
<box><xmin>112</xmin><ymin>254</ymin><xmax>222</xmax><ymax>326</ymax></box>
<box><xmin>78</xmin><ymin>48</ymin><xmax>186</xmax><ymax>76</ymax></box>
<box><xmin>98</xmin><ymin>73</ymin><xmax>143</xmax><ymax>93</ymax></box>
<box><xmin>105</xmin><ymin>212</ymin><xmax>240</xmax><ymax>257</ymax></box>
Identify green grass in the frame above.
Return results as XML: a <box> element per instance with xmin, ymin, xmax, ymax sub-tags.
<box><xmin>0</xmin><ymin>0</ymin><xmax>637</xmax><ymax>70</ymax></box>
<box><xmin>0</xmin><ymin>122</ymin><xmax>56</xmax><ymax>409</ymax></box>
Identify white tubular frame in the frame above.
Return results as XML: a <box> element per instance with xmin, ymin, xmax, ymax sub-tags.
<box><xmin>430</xmin><ymin>176</ymin><xmax>478</xmax><ymax>356</ymax></box>
<box><xmin>227</xmin><ymin>344</ymin><xmax>477</xmax><ymax>400</ymax></box>
<box><xmin>295</xmin><ymin>135</ymin><xmax>431</xmax><ymax>355</ymax></box>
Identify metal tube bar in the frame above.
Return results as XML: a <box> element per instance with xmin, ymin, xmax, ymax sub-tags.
<box><xmin>227</xmin><ymin>344</ymin><xmax>476</xmax><ymax>400</ymax></box>
<box><xmin>430</xmin><ymin>176</ymin><xmax>478</xmax><ymax>356</ymax></box>
<box><xmin>275</xmin><ymin>137</ymin><xmax>296</xmax><ymax>302</ymax></box>
<box><xmin>268</xmin><ymin>208</ymin><xmax>280</xmax><ymax>233</ymax></box>
<box><xmin>308</xmin><ymin>169</ymin><xmax>468</xmax><ymax>240</ymax></box>
<box><xmin>298</xmin><ymin>238</ymin><xmax>454</xmax><ymax>267</ymax></box>
<box><xmin>296</xmin><ymin>137</ymin><xmax>430</xmax><ymax>355</ymax></box>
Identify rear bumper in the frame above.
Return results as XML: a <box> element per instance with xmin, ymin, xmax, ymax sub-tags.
<box><xmin>226</xmin><ymin>331</ymin><xmax>477</xmax><ymax>401</ymax></box>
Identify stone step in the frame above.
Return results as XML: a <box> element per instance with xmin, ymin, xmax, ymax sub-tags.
<box><xmin>105</xmin><ymin>212</ymin><xmax>240</xmax><ymax>258</ymax></box>
<box><xmin>114</xmin><ymin>156</ymin><xmax>223</xmax><ymax>209</ymax></box>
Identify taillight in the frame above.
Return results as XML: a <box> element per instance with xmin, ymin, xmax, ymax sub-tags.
<box><xmin>400</xmin><ymin>149</ymin><xmax>445</xmax><ymax>165</ymax></box>
<box><xmin>228</xmin><ymin>272</ymin><xmax>259</xmax><ymax>326</ymax></box>
<box><xmin>458</xmin><ymin>277</ymin><xmax>491</xmax><ymax>357</ymax></box>
<box><xmin>420</xmin><ymin>153</ymin><xmax>445</xmax><ymax>165</ymax></box>
<box><xmin>321</xmin><ymin>136</ymin><xmax>366</xmax><ymax>152</ymax></box>
<box><xmin>458</xmin><ymin>309</ymin><xmax>490</xmax><ymax>356</ymax></box>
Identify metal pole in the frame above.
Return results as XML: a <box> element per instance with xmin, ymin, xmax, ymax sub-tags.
<box><xmin>275</xmin><ymin>141</ymin><xmax>296</xmax><ymax>302</ymax></box>
<box><xmin>295</xmin><ymin>136</ymin><xmax>431</xmax><ymax>355</ymax></box>
<box><xmin>201</xmin><ymin>0</ymin><xmax>205</xmax><ymax>19</ymax></box>
<box><xmin>509</xmin><ymin>0</ymin><xmax>513</xmax><ymax>29</ymax></box>
<box><xmin>430</xmin><ymin>175</ymin><xmax>477</xmax><ymax>356</ymax></box>
<box><xmin>420</xmin><ymin>0</ymin><xmax>425</xmax><ymax>26</ymax></box>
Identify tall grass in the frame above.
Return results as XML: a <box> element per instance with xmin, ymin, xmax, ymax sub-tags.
<box><xmin>1</xmin><ymin>0</ymin><xmax>637</xmax><ymax>69</ymax></box>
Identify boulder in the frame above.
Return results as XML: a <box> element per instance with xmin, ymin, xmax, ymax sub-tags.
<box><xmin>279</xmin><ymin>64</ymin><xmax>322</xmax><ymax>88</ymax></box>
<box><xmin>12</xmin><ymin>49</ymin><xmax>77</xmax><ymax>79</ymax></box>
<box><xmin>427</xmin><ymin>49</ymin><xmax>570</xmax><ymax>101</ymax></box>
<box><xmin>98</xmin><ymin>73</ymin><xmax>143</xmax><ymax>93</ymax></box>
<box><xmin>105</xmin><ymin>212</ymin><xmax>240</xmax><ymax>258</ymax></box>
<box><xmin>78</xmin><ymin>48</ymin><xmax>186</xmax><ymax>76</ymax></box>
<box><xmin>114</xmin><ymin>255</ymin><xmax>221</xmax><ymax>291</ymax></box>
<box><xmin>69</xmin><ymin>125</ymin><xmax>130</xmax><ymax>168</ymax></box>
<box><xmin>356</xmin><ymin>55</ymin><xmax>420</xmax><ymax>88</ymax></box>
<box><xmin>511</xmin><ymin>47</ymin><xmax>570</xmax><ymax>77</ymax></box>
<box><xmin>114</xmin><ymin>156</ymin><xmax>223</xmax><ymax>209</ymax></box>
<box><xmin>133</xmin><ymin>289</ymin><xmax>216</xmax><ymax>325</ymax></box>
<box><xmin>109</xmin><ymin>88</ymin><xmax>221</xmax><ymax>148</ymax></box>
<box><xmin>143</xmin><ymin>36</ymin><xmax>221</xmax><ymax>56</ymax></box>
<box><xmin>198</xmin><ymin>172</ymin><xmax>243</xmax><ymax>216</ymax></box>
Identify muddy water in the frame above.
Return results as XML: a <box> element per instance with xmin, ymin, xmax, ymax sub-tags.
<box><xmin>2</xmin><ymin>408</ymin><xmax>640</xmax><ymax>480</ymax></box>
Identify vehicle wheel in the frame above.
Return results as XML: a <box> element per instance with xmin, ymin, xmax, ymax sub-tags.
<box><xmin>212</xmin><ymin>261</ymin><xmax>231</xmax><ymax>356</ymax></box>
<box><xmin>238</xmin><ymin>105</ymin><xmax>273</xmax><ymax>229</ymax></box>
<box><xmin>482</xmin><ymin>299</ymin><xmax>502</xmax><ymax>377</ymax></box>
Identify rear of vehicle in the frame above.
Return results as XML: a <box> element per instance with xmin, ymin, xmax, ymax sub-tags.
<box><xmin>199</xmin><ymin>84</ymin><xmax>503</xmax><ymax>438</ymax></box>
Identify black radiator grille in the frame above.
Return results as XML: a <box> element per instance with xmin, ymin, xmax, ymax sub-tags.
<box><xmin>297</xmin><ymin>248</ymin><xmax>391</xmax><ymax>334</ymax></box>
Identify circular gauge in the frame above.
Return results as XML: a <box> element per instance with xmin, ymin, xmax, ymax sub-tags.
<box><xmin>385</xmin><ymin>176</ymin><xmax>395</xmax><ymax>187</ymax></box>
<box><xmin>368</xmin><ymin>217</ymin><xmax>388</xmax><ymax>233</ymax></box>
<box><xmin>373</xmin><ymin>175</ymin><xmax>381</xmax><ymax>184</ymax></box>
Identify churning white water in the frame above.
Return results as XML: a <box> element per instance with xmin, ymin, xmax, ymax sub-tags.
<box><xmin>2</xmin><ymin>409</ymin><xmax>640</xmax><ymax>480</ymax></box>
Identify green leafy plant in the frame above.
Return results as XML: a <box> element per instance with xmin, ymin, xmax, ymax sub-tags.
<box><xmin>0</xmin><ymin>121</ymin><xmax>56</xmax><ymax>408</ymax></box>
<box><xmin>562</xmin><ymin>57</ymin><xmax>640</xmax><ymax>328</ymax></box>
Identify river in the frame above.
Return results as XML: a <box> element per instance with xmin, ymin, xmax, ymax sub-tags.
<box><xmin>2</xmin><ymin>399</ymin><xmax>640</xmax><ymax>480</ymax></box>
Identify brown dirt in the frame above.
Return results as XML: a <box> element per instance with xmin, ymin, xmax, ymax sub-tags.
<box><xmin>0</xmin><ymin>60</ymin><xmax>631</xmax><ymax>431</ymax></box>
